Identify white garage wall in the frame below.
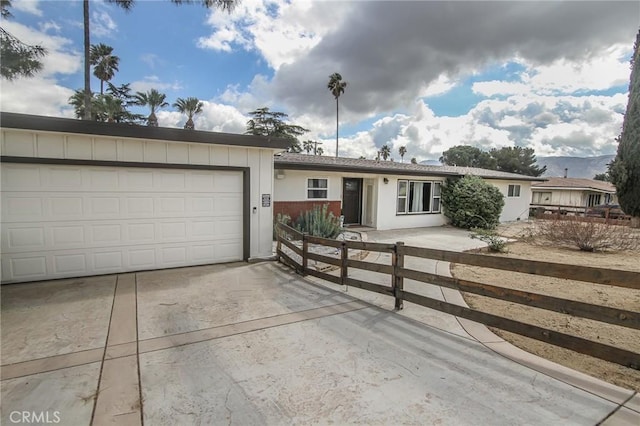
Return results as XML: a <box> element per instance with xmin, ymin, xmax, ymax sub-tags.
<box><xmin>1</xmin><ymin>129</ymin><xmax>277</xmax><ymax>260</ymax></box>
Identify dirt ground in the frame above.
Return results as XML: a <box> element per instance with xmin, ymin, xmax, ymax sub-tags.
<box><xmin>450</xmin><ymin>220</ymin><xmax>640</xmax><ymax>392</ymax></box>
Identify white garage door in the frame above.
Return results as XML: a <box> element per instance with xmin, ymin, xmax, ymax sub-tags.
<box><xmin>1</xmin><ymin>163</ymin><xmax>244</xmax><ymax>283</ymax></box>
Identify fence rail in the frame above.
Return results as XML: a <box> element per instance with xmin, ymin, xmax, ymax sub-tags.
<box><xmin>274</xmin><ymin>222</ymin><xmax>640</xmax><ymax>370</ymax></box>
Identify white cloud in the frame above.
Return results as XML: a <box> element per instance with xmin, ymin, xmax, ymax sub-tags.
<box><xmin>524</xmin><ymin>46</ymin><xmax>631</xmax><ymax>94</ymax></box>
<box><xmin>1</xmin><ymin>77</ymin><xmax>75</xmax><ymax>117</ymax></box>
<box><xmin>421</xmin><ymin>75</ymin><xmax>458</xmax><ymax>98</ymax></box>
<box><xmin>473</xmin><ymin>81</ymin><xmax>530</xmax><ymax>97</ymax></box>
<box><xmin>140</xmin><ymin>53</ymin><xmax>160</xmax><ymax>70</ymax></box>
<box><xmin>12</xmin><ymin>0</ymin><xmax>42</xmax><ymax>17</ymax></box>
<box><xmin>198</xmin><ymin>0</ymin><xmax>352</xmax><ymax>70</ymax></box>
<box><xmin>130</xmin><ymin>76</ymin><xmax>183</xmax><ymax>93</ymax></box>
<box><xmin>91</xmin><ymin>11</ymin><xmax>117</xmax><ymax>38</ymax></box>
<box><xmin>158</xmin><ymin>101</ymin><xmax>247</xmax><ymax>134</ymax></box>
<box><xmin>38</xmin><ymin>21</ymin><xmax>61</xmax><ymax>34</ymax></box>
<box><xmin>0</xmin><ymin>19</ymin><xmax>79</xmax><ymax>117</ymax></box>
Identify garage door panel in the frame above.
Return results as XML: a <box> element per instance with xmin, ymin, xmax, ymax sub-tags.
<box><xmin>53</xmin><ymin>253</ymin><xmax>87</xmax><ymax>274</ymax></box>
<box><xmin>2</xmin><ymin>164</ymin><xmax>41</xmax><ymax>188</ymax></box>
<box><xmin>123</xmin><ymin>170</ymin><xmax>154</xmax><ymax>189</ymax></box>
<box><xmin>159</xmin><ymin>171</ymin><xmax>186</xmax><ymax>190</ymax></box>
<box><xmin>49</xmin><ymin>168</ymin><xmax>83</xmax><ymax>187</ymax></box>
<box><xmin>215</xmin><ymin>242</ymin><xmax>243</xmax><ymax>262</ymax></box>
<box><xmin>91</xmin><ymin>224</ymin><xmax>122</xmax><ymax>243</ymax></box>
<box><xmin>6</xmin><ymin>227</ymin><xmax>46</xmax><ymax>250</ymax></box>
<box><xmin>5</xmin><ymin>256</ymin><xmax>48</xmax><ymax>280</ymax></box>
<box><xmin>2</xmin><ymin>196</ymin><xmax>44</xmax><ymax>219</ymax></box>
<box><xmin>90</xmin><ymin>197</ymin><xmax>121</xmax><ymax>215</ymax></box>
<box><xmin>215</xmin><ymin>220</ymin><xmax>242</xmax><ymax>236</ymax></box>
<box><xmin>213</xmin><ymin>172</ymin><xmax>243</xmax><ymax>193</ymax></box>
<box><xmin>1</xmin><ymin>164</ymin><xmax>244</xmax><ymax>283</ymax></box>
<box><xmin>93</xmin><ymin>251</ymin><xmax>123</xmax><ymax>271</ymax></box>
<box><xmin>129</xmin><ymin>248</ymin><xmax>156</xmax><ymax>268</ymax></box>
<box><xmin>89</xmin><ymin>169</ymin><xmax>119</xmax><ymax>189</ymax></box>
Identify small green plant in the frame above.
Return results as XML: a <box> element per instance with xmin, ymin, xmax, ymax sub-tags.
<box><xmin>470</xmin><ymin>228</ymin><xmax>508</xmax><ymax>252</ymax></box>
<box><xmin>295</xmin><ymin>204</ymin><xmax>341</xmax><ymax>239</ymax></box>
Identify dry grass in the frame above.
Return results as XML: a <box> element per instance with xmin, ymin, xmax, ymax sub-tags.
<box><xmin>451</xmin><ymin>220</ymin><xmax>640</xmax><ymax>391</ymax></box>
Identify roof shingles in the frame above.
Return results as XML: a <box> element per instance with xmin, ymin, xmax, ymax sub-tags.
<box><xmin>532</xmin><ymin>177</ymin><xmax>616</xmax><ymax>192</ymax></box>
<box><xmin>274</xmin><ymin>153</ymin><xmax>546</xmax><ymax>181</ymax></box>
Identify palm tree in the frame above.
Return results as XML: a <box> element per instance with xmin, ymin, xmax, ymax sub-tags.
<box><xmin>134</xmin><ymin>89</ymin><xmax>168</xmax><ymax>127</ymax></box>
<box><xmin>96</xmin><ymin>94</ymin><xmax>125</xmax><ymax>122</ymax></box>
<box><xmin>173</xmin><ymin>97</ymin><xmax>204</xmax><ymax>130</ymax></box>
<box><xmin>411</xmin><ymin>157</ymin><xmax>418</xmax><ymax>164</ymax></box>
<box><xmin>399</xmin><ymin>146</ymin><xmax>407</xmax><ymax>163</ymax></box>
<box><xmin>90</xmin><ymin>43</ymin><xmax>119</xmax><ymax>95</ymax></box>
<box><xmin>380</xmin><ymin>144</ymin><xmax>391</xmax><ymax>161</ymax></box>
<box><xmin>327</xmin><ymin>72</ymin><xmax>347</xmax><ymax>157</ymax></box>
<box><xmin>83</xmin><ymin>1</ymin><xmax>132</xmax><ymax>120</ymax></box>
<box><xmin>82</xmin><ymin>0</ymin><xmax>237</xmax><ymax>120</ymax></box>
<box><xmin>316</xmin><ymin>147</ymin><xmax>324</xmax><ymax>156</ymax></box>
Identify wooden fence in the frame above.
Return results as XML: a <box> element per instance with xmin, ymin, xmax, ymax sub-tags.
<box><xmin>275</xmin><ymin>222</ymin><xmax>640</xmax><ymax>370</ymax></box>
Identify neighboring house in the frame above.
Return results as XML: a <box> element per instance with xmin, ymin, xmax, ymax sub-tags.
<box><xmin>0</xmin><ymin>112</ymin><xmax>290</xmax><ymax>284</ymax></box>
<box><xmin>531</xmin><ymin>177</ymin><xmax>618</xmax><ymax>214</ymax></box>
<box><xmin>274</xmin><ymin>153</ymin><xmax>544</xmax><ymax>230</ymax></box>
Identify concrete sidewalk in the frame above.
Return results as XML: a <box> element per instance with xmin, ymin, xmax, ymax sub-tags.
<box><xmin>1</xmin><ymin>254</ymin><xmax>638</xmax><ymax>424</ymax></box>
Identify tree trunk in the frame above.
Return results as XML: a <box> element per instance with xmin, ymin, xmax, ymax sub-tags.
<box><xmin>184</xmin><ymin>117</ymin><xmax>194</xmax><ymax>130</ymax></box>
<box><xmin>631</xmin><ymin>216</ymin><xmax>640</xmax><ymax>228</ymax></box>
<box><xmin>148</xmin><ymin>112</ymin><xmax>158</xmax><ymax>127</ymax></box>
<box><xmin>83</xmin><ymin>0</ymin><xmax>91</xmax><ymax>120</ymax></box>
<box><xmin>335</xmin><ymin>97</ymin><xmax>339</xmax><ymax>158</ymax></box>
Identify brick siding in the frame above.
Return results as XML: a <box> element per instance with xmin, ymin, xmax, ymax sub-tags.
<box><xmin>274</xmin><ymin>200</ymin><xmax>342</xmax><ymax>224</ymax></box>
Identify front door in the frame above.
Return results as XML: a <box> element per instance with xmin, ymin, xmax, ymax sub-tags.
<box><xmin>342</xmin><ymin>178</ymin><xmax>362</xmax><ymax>225</ymax></box>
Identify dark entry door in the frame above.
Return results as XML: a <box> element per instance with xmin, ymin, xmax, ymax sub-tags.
<box><xmin>342</xmin><ymin>178</ymin><xmax>363</xmax><ymax>225</ymax></box>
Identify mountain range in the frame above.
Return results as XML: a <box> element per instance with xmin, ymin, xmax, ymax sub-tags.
<box><xmin>536</xmin><ymin>155</ymin><xmax>614</xmax><ymax>179</ymax></box>
<box><xmin>422</xmin><ymin>155</ymin><xmax>614</xmax><ymax>179</ymax></box>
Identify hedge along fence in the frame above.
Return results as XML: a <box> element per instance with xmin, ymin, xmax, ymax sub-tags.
<box><xmin>274</xmin><ymin>222</ymin><xmax>640</xmax><ymax>370</ymax></box>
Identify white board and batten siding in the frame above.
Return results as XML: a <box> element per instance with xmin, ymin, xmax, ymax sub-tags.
<box><xmin>1</xmin><ymin>129</ymin><xmax>276</xmax><ymax>283</ymax></box>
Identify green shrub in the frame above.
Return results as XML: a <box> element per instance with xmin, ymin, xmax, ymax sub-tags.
<box><xmin>470</xmin><ymin>228</ymin><xmax>507</xmax><ymax>252</ymax></box>
<box><xmin>441</xmin><ymin>176</ymin><xmax>504</xmax><ymax>229</ymax></box>
<box><xmin>273</xmin><ymin>213</ymin><xmax>291</xmax><ymax>240</ymax></box>
<box><xmin>295</xmin><ymin>204</ymin><xmax>341</xmax><ymax>239</ymax></box>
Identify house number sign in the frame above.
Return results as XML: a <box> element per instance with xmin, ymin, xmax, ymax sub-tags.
<box><xmin>262</xmin><ymin>194</ymin><xmax>271</xmax><ymax>207</ymax></box>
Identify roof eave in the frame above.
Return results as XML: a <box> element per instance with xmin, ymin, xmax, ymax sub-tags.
<box><xmin>0</xmin><ymin>112</ymin><xmax>292</xmax><ymax>150</ymax></box>
<box><xmin>274</xmin><ymin>161</ymin><xmax>545</xmax><ymax>181</ymax></box>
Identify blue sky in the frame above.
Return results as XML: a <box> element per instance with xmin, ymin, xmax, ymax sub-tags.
<box><xmin>1</xmin><ymin>0</ymin><xmax>638</xmax><ymax>162</ymax></box>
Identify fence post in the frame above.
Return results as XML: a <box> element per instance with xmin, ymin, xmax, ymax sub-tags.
<box><xmin>275</xmin><ymin>223</ymin><xmax>282</xmax><ymax>262</ymax></box>
<box><xmin>393</xmin><ymin>242</ymin><xmax>404</xmax><ymax>310</ymax></box>
<box><xmin>341</xmin><ymin>241</ymin><xmax>348</xmax><ymax>292</ymax></box>
<box><xmin>302</xmin><ymin>233</ymin><xmax>308</xmax><ymax>275</ymax></box>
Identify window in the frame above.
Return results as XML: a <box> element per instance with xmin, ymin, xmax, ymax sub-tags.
<box><xmin>587</xmin><ymin>193</ymin><xmax>602</xmax><ymax>207</ymax></box>
<box><xmin>307</xmin><ymin>178</ymin><xmax>328</xmax><ymax>199</ymax></box>
<box><xmin>507</xmin><ymin>184</ymin><xmax>521</xmax><ymax>197</ymax></box>
<box><xmin>397</xmin><ymin>180</ymin><xmax>442</xmax><ymax>214</ymax></box>
<box><xmin>532</xmin><ymin>191</ymin><xmax>551</xmax><ymax>204</ymax></box>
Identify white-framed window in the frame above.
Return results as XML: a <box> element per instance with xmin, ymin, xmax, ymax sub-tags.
<box><xmin>397</xmin><ymin>180</ymin><xmax>442</xmax><ymax>214</ymax></box>
<box><xmin>307</xmin><ymin>178</ymin><xmax>328</xmax><ymax>199</ymax></box>
<box><xmin>507</xmin><ymin>184</ymin><xmax>521</xmax><ymax>197</ymax></box>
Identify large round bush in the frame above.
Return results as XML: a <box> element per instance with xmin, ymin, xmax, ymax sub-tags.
<box><xmin>441</xmin><ymin>176</ymin><xmax>504</xmax><ymax>229</ymax></box>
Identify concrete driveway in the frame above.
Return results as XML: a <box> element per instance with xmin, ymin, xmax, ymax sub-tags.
<box><xmin>1</xmin><ymin>237</ymin><xmax>638</xmax><ymax>424</ymax></box>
